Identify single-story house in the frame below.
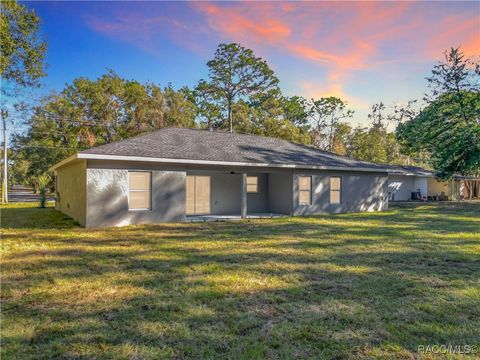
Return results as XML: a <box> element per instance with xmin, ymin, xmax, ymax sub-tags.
<box><xmin>386</xmin><ymin>165</ymin><xmax>457</xmax><ymax>201</ymax></box>
<box><xmin>50</xmin><ymin>128</ymin><xmax>390</xmax><ymax>227</ymax></box>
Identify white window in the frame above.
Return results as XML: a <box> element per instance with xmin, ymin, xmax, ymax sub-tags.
<box><xmin>299</xmin><ymin>176</ymin><xmax>311</xmax><ymax>205</ymax></box>
<box><xmin>129</xmin><ymin>172</ymin><xmax>151</xmax><ymax>210</ymax></box>
<box><xmin>330</xmin><ymin>176</ymin><xmax>341</xmax><ymax>204</ymax></box>
<box><xmin>247</xmin><ymin>176</ymin><xmax>258</xmax><ymax>193</ymax></box>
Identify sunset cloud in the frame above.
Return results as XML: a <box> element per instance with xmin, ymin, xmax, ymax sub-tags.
<box><xmin>191</xmin><ymin>1</ymin><xmax>478</xmax><ymax>103</ymax></box>
<box><xmin>83</xmin><ymin>1</ymin><xmax>479</xmax><ymax>123</ymax></box>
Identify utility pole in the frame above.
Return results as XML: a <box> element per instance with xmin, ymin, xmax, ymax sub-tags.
<box><xmin>2</xmin><ymin>110</ymin><xmax>8</xmax><ymax>204</ymax></box>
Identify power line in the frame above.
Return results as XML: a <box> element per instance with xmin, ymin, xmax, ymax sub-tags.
<box><xmin>11</xmin><ymin>130</ymin><xmax>99</xmax><ymax>136</ymax></box>
<box><xmin>8</xmin><ymin>113</ymin><xmax>166</xmax><ymax>126</ymax></box>
<box><xmin>7</xmin><ymin>115</ymin><xmax>109</xmax><ymax>125</ymax></box>
<box><xmin>14</xmin><ymin>145</ymin><xmax>80</xmax><ymax>150</ymax></box>
<box><xmin>8</xmin><ymin>113</ymin><xmax>150</xmax><ymax>123</ymax></box>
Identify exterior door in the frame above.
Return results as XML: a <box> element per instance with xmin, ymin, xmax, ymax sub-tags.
<box><xmin>186</xmin><ymin>175</ymin><xmax>211</xmax><ymax>215</ymax></box>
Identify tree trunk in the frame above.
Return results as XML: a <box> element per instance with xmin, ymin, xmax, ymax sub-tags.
<box><xmin>464</xmin><ymin>180</ymin><xmax>475</xmax><ymax>200</ymax></box>
<box><xmin>228</xmin><ymin>98</ymin><xmax>233</xmax><ymax>133</ymax></box>
<box><xmin>329</xmin><ymin>122</ymin><xmax>334</xmax><ymax>152</ymax></box>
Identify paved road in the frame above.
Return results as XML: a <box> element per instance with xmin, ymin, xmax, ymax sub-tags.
<box><xmin>5</xmin><ymin>187</ymin><xmax>55</xmax><ymax>203</ymax></box>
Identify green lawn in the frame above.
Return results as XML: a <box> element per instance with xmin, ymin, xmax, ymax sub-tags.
<box><xmin>1</xmin><ymin>202</ymin><xmax>479</xmax><ymax>359</ymax></box>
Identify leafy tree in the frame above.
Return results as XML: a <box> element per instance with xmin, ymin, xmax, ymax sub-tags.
<box><xmin>9</xmin><ymin>149</ymin><xmax>29</xmax><ymax>185</ymax></box>
<box><xmin>192</xmin><ymin>80</ymin><xmax>223</xmax><ymax>130</ymax></box>
<box><xmin>347</xmin><ymin>126</ymin><xmax>387</xmax><ymax>163</ymax></box>
<box><xmin>162</xmin><ymin>85</ymin><xmax>197</xmax><ymax>128</ymax></box>
<box><xmin>1</xmin><ymin>1</ymin><xmax>47</xmax><ymax>198</ymax></box>
<box><xmin>231</xmin><ymin>92</ymin><xmax>311</xmax><ymax>144</ymax></box>
<box><xmin>1</xmin><ymin>0</ymin><xmax>47</xmax><ymax>92</ymax></box>
<box><xmin>396</xmin><ymin>48</ymin><xmax>480</xmax><ymax>184</ymax></box>
<box><xmin>12</xmin><ymin>72</ymin><xmax>197</xmax><ymax>186</ymax></box>
<box><xmin>344</xmin><ymin>103</ymin><xmax>406</xmax><ymax>164</ymax></box>
<box><xmin>281</xmin><ymin>96</ymin><xmax>310</xmax><ymax>130</ymax></box>
<box><xmin>197</xmin><ymin>43</ymin><xmax>279</xmax><ymax>133</ymax></box>
<box><xmin>309</xmin><ymin>97</ymin><xmax>354</xmax><ymax>151</ymax></box>
<box><xmin>330</xmin><ymin>122</ymin><xmax>352</xmax><ymax>156</ymax></box>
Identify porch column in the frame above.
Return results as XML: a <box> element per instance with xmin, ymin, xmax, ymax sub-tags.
<box><xmin>241</xmin><ymin>173</ymin><xmax>247</xmax><ymax>219</ymax></box>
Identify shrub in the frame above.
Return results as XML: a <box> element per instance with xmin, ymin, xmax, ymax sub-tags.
<box><xmin>38</xmin><ymin>174</ymin><xmax>51</xmax><ymax>208</ymax></box>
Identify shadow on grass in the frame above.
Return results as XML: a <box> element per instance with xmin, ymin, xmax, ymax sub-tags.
<box><xmin>2</xmin><ymin>202</ymin><xmax>479</xmax><ymax>359</ymax></box>
<box><xmin>1</xmin><ymin>204</ymin><xmax>79</xmax><ymax>229</ymax></box>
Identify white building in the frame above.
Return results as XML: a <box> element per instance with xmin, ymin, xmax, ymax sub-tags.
<box><xmin>386</xmin><ymin>165</ymin><xmax>455</xmax><ymax>201</ymax></box>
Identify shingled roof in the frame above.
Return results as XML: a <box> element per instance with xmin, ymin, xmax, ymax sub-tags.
<box><xmin>76</xmin><ymin>127</ymin><xmax>389</xmax><ymax>171</ymax></box>
<box><xmin>50</xmin><ymin>127</ymin><xmax>392</xmax><ymax>172</ymax></box>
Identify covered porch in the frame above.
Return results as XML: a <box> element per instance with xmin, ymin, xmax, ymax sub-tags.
<box><xmin>185</xmin><ymin>170</ymin><xmax>293</xmax><ymax>219</ymax></box>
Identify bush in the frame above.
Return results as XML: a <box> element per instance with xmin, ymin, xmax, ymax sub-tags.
<box><xmin>37</xmin><ymin>174</ymin><xmax>51</xmax><ymax>208</ymax></box>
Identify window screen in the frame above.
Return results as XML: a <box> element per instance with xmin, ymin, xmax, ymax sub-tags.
<box><xmin>129</xmin><ymin>172</ymin><xmax>151</xmax><ymax>210</ymax></box>
<box><xmin>247</xmin><ymin>176</ymin><xmax>258</xmax><ymax>193</ymax></box>
<box><xmin>330</xmin><ymin>176</ymin><xmax>341</xmax><ymax>204</ymax></box>
<box><xmin>299</xmin><ymin>176</ymin><xmax>311</xmax><ymax>205</ymax></box>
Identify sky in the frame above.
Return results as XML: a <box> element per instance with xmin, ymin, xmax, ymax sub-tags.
<box><xmin>23</xmin><ymin>1</ymin><xmax>480</xmax><ymax>128</ymax></box>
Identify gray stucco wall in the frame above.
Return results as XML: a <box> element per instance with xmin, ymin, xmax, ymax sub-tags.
<box><xmin>86</xmin><ymin>168</ymin><xmax>186</xmax><ymax>227</ymax></box>
<box><xmin>293</xmin><ymin>170</ymin><xmax>388</xmax><ymax>215</ymax></box>
<box><xmin>55</xmin><ymin>160</ymin><xmax>87</xmax><ymax>226</ymax></box>
<box><xmin>268</xmin><ymin>172</ymin><xmax>293</xmax><ymax>214</ymax></box>
<box><xmin>54</xmin><ymin>159</ymin><xmax>387</xmax><ymax>227</ymax></box>
<box><xmin>388</xmin><ymin>175</ymin><xmax>415</xmax><ymax>201</ymax></box>
<box><xmin>247</xmin><ymin>173</ymin><xmax>268</xmax><ymax>213</ymax></box>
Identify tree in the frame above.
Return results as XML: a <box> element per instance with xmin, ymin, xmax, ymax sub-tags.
<box><xmin>234</xmin><ymin>91</ymin><xmax>311</xmax><ymax>144</ymax></box>
<box><xmin>347</xmin><ymin>126</ymin><xmax>388</xmax><ymax>163</ymax></box>
<box><xmin>368</xmin><ymin>102</ymin><xmax>387</xmax><ymax>127</ymax></box>
<box><xmin>192</xmin><ymin>80</ymin><xmax>223</xmax><ymax>130</ymax></box>
<box><xmin>309</xmin><ymin>97</ymin><xmax>354</xmax><ymax>151</ymax></box>
<box><xmin>344</xmin><ymin>103</ymin><xmax>406</xmax><ymax>164</ymax></box>
<box><xmin>198</xmin><ymin>43</ymin><xmax>279</xmax><ymax>133</ymax></box>
<box><xmin>162</xmin><ymin>85</ymin><xmax>197</xmax><ymax>128</ymax></box>
<box><xmin>12</xmin><ymin>72</ymin><xmax>197</xmax><ymax>186</ymax></box>
<box><xmin>330</xmin><ymin>122</ymin><xmax>352</xmax><ymax>155</ymax></box>
<box><xmin>396</xmin><ymin>48</ymin><xmax>480</xmax><ymax>187</ymax></box>
<box><xmin>1</xmin><ymin>0</ymin><xmax>47</xmax><ymax>92</ymax></box>
<box><xmin>1</xmin><ymin>1</ymin><xmax>47</xmax><ymax>202</ymax></box>
<box><xmin>281</xmin><ymin>96</ymin><xmax>310</xmax><ymax>130</ymax></box>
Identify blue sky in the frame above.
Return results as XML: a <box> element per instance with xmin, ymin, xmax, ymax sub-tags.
<box><xmin>23</xmin><ymin>1</ymin><xmax>480</xmax><ymax>128</ymax></box>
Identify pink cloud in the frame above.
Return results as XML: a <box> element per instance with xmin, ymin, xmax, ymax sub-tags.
<box><xmin>192</xmin><ymin>2</ymin><xmax>478</xmax><ymax>99</ymax></box>
<box><xmin>85</xmin><ymin>2</ymin><xmax>479</xmax><ymax>103</ymax></box>
<box><xmin>425</xmin><ymin>16</ymin><xmax>480</xmax><ymax>58</ymax></box>
<box><xmin>203</xmin><ymin>3</ymin><xmax>291</xmax><ymax>42</ymax></box>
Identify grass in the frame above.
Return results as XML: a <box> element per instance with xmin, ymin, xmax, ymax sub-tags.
<box><xmin>1</xmin><ymin>202</ymin><xmax>479</xmax><ymax>359</ymax></box>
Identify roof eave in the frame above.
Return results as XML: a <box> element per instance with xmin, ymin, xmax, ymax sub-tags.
<box><xmin>76</xmin><ymin>153</ymin><xmax>388</xmax><ymax>173</ymax></box>
<box><xmin>387</xmin><ymin>171</ymin><xmax>435</xmax><ymax>177</ymax></box>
